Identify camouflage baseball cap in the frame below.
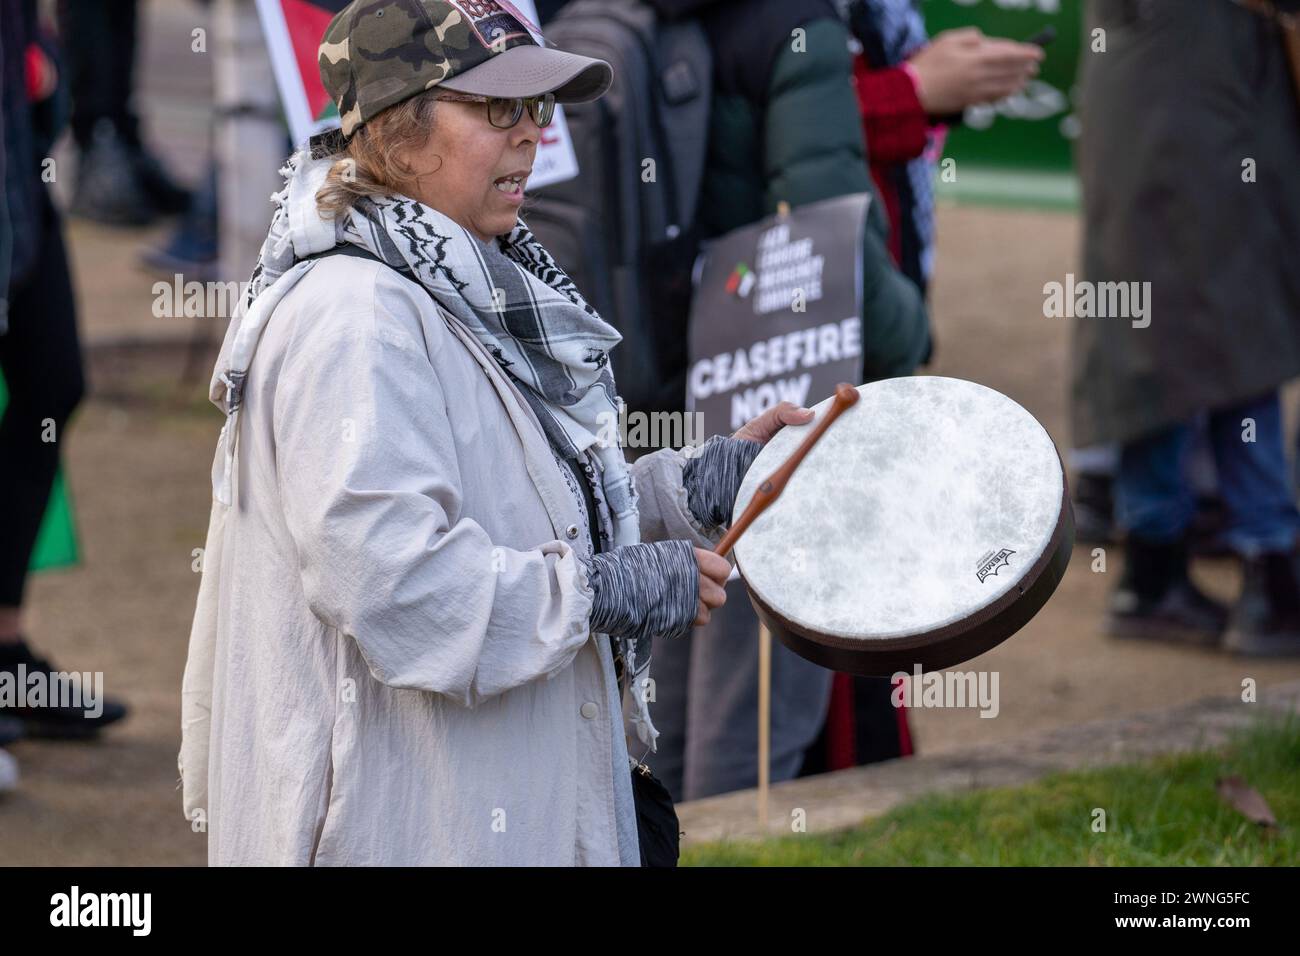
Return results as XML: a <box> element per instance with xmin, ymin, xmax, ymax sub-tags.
<box><xmin>319</xmin><ymin>0</ymin><xmax>613</xmax><ymax>137</ymax></box>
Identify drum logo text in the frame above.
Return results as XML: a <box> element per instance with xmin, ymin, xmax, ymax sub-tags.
<box><xmin>976</xmin><ymin>548</ymin><xmax>1016</xmax><ymax>583</ymax></box>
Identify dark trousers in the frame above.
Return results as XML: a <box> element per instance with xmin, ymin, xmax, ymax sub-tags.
<box><xmin>58</xmin><ymin>0</ymin><xmax>140</xmax><ymax>148</ymax></box>
<box><xmin>0</xmin><ymin>193</ymin><xmax>85</xmax><ymax>606</ymax></box>
<box><xmin>1117</xmin><ymin>393</ymin><xmax>1300</xmax><ymax>557</ymax></box>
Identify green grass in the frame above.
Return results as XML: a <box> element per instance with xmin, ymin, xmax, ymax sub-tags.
<box><xmin>683</xmin><ymin>715</ymin><xmax>1300</xmax><ymax>866</ymax></box>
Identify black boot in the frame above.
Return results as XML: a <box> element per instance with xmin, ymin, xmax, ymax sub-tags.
<box><xmin>1108</xmin><ymin>535</ymin><xmax>1227</xmax><ymax>646</ymax></box>
<box><xmin>0</xmin><ymin>640</ymin><xmax>129</xmax><ymax>739</ymax></box>
<box><xmin>1224</xmin><ymin>551</ymin><xmax>1300</xmax><ymax>657</ymax></box>
<box><xmin>1189</xmin><ymin>494</ymin><xmax>1231</xmax><ymax>558</ymax></box>
<box><xmin>129</xmin><ymin>140</ymin><xmax>192</xmax><ymax>216</ymax></box>
<box><xmin>1072</xmin><ymin>471</ymin><xmax>1116</xmax><ymax>545</ymax></box>
<box><xmin>70</xmin><ymin>119</ymin><xmax>159</xmax><ymax>226</ymax></box>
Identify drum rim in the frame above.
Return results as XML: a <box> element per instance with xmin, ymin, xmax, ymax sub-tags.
<box><xmin>748</xmin><ymin>472</ymin><xmax>1075</xmax><ymax>675</ymax></box>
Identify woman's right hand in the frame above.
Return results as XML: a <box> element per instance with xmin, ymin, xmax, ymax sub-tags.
<box><xmin>693</xmin><ymin>547</ymin><xmax>731</xmax><ymax>626</ymax></box>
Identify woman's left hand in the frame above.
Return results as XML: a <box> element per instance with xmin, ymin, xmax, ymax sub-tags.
<box><xmin>731</xmin><ymin>401</ymin><xmax>815</xmax><ymax>445</ymax></box>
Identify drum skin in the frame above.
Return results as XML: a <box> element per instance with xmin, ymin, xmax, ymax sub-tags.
<box><xmin>731</xmin><ymin>377</ymin><xmax>1074</xmax><ymax>676</ymax></box>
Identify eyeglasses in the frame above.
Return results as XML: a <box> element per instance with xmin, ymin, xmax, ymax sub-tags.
<box><xmin>434</xmin><ymin>92</ymin><xmax>556</xmax><ymax>130</ymax></box>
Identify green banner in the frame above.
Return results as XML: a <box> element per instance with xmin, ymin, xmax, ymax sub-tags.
<box><xmin>0</xmin><ymin>369</ymin><xmax>79</xmax><ymax>571</ymax></box>
<box><xmin>922</xmin><ymin>0</ymin><xmax>1083</xmax><ymax>208</ymax></box>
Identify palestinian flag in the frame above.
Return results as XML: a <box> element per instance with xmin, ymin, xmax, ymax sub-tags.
<box><xmin>280</xmin><ymin>0</ymin><xmax>350</xmax><ymax>124</ymax></box>
<box><xmin>256</xmin><ymin>0</ymin><xmax>352</xmax><ymax>141</ymax></box>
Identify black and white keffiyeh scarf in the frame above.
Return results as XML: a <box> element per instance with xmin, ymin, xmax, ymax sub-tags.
<box><xmin>245</xmin><ymin>145</ymin><xmax>639</xmax><ymax>547</ymax></box>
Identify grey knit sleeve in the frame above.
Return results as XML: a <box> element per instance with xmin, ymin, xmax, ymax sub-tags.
<box><xmin>682</xmin><ymin>435</ymin><xmax>763</xmax><ymax>533</ymax></box>
<box><xmin>582</xmin><ymin>540</ymin><xmax>699</xmax><ymax>643</ymax></box>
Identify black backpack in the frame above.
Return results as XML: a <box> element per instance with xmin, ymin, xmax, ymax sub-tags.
<box><xmin>525</xmin><ymin>0</ymin><xmax>712</xmax><ymax>431</ymax></box>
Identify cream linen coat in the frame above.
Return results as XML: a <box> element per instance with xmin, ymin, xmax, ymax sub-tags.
<box><xmin>179</xmin><ymin>253</ymin><xmax>717</xmax><ymax>866</ymax></box>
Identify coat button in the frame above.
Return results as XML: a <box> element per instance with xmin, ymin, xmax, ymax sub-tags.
<box><xmin>565</xmin><ymin>524</ymin><xmax>580</xmax><ymax>540</ymax></box>
<box><xmin>580</xmin><ymin>702</ymin><xmax>598</xmax><ymax>719</ymax></box>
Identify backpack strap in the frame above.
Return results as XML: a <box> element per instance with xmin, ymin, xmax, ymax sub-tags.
<box><xmin>299</xmin><ymin>243</ymin><xmax>416</xmax><ymax>281</ymax></box>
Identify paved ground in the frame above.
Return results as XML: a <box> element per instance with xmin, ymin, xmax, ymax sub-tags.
<box><xmin>2</xmin><ymin>0</ymin><xmax>1299</xmax><ymax>865</ymax></box>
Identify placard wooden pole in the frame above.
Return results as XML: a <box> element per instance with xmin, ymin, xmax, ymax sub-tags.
<box><xmin>758</xmin><ymin>622</ymin><xmax>771</xmax><ymax>831</ymax></box>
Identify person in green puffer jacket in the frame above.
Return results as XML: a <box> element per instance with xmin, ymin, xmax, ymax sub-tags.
<box><xmin>646</xmin><ymin>0</ymin><xmax>928</xmax><ymax>801</ymax></box>
<box><xmin>695</xmin><ymin>0</ymin><xmax>929</xmax><ymax>377</ymax></box>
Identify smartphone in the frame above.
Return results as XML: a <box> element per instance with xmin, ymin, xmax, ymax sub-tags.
<box><xmin>1024</xmin><ymin>25</ymin><xmax>1057</xmax><ymax>47</ymax></box>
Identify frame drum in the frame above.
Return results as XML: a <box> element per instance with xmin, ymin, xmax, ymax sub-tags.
<box><xmin>731</xmin><ymin>377</ymin><xmax>1073</xmax><ymax>675</ymax></box>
